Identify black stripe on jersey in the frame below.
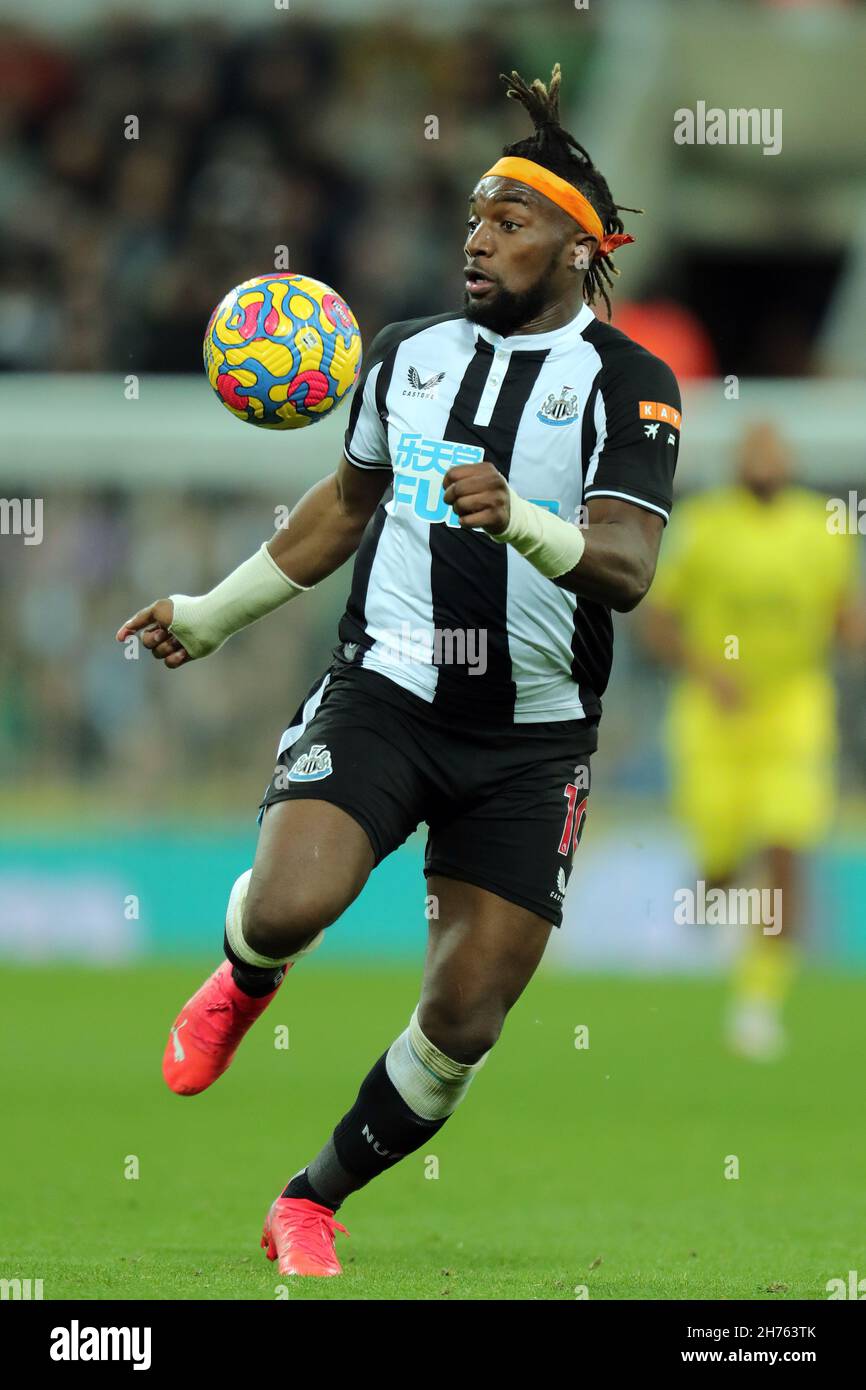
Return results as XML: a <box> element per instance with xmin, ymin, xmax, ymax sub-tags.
<box><xmin>569</xmin><ymin>601</ymin><xmax>611</xmax><ymax>716</ymax></box>
<box><xmin>430</xmin><ymin>340</ymin><xmax>549</xmax><ymax>721</ymax></box>
<box><xmin>572</xmin><ymin>370</ymin><xmax>603</xmax><ymax>710</ymax></box>
<box><xmin>566</xmin><ymin>315</ymin><xmax>679</xmax><ymax>712</ymax></box>
<box><xmin>578</xmin><ymin>317</ymin><xmax>678</xmax><ymax>519</ymax></box>
<box><xmin>341</xmin><ymin>314</ymin><xmax>462</xmax><ymax>646</ymax></box>
<box><xmin>344</xmin><ymin>379</ymin><xmax>368</xmax><ymax>457</ymax></box>
<box><xmin>343</xmin><ymin>352</ymin><xmax>376</xmax><ymax>460</ymax></box>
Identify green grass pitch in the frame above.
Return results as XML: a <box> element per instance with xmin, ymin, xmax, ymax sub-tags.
<box><xmin>2</xmin><ymin>962</ymin><xmax>864</xmax><ymax>1300</ymax></box>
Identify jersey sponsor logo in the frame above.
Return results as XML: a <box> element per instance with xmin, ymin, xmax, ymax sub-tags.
<box><xmin>394</xmin><ymin>432</ymin><xmax>484</xmax><ymax>477</ymax></box>
<box><xmin>391</xmin><ymin>432</ymin><xmax>484</xmax><ymax>527</ymax></box>
<box><xmin>639</xmin><ymin>400</ymin><xmax>681</xmax><ymax>430</ymax></box>
<box><xmin>391</xmin><ymin>432</ymin><xmax>563</xmax><ymax>530</ymax></box>
<box><xmin>287</xmin><ymin>743</ymin><xmax>333</xmax><ymax>782</ymax></box>
<box><xmin>404</xmin><ymin>366</ymin><xmax>446</xmax><ymax>400</ymax></box>
<box><xmin>537</xmin><ymin>385</ymin><xmax>580</xmax><ymax>426</ymax></box>
<box><xmin>644</xmin><ymin>423</ymin><xmax>660</xmax><ymax>439</ymax></box>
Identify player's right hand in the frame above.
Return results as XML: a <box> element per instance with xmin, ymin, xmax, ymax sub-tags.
<box><xmin>115</xmin><ymin>599</ymin><xmax>191</xmax><ymax>669</ymax></box>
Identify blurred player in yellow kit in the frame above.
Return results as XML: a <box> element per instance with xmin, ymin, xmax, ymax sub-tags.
<box><xmin>644</xmin><ymin>422</ymin><xmax>864</xmax><ymax>1059</ymax></box>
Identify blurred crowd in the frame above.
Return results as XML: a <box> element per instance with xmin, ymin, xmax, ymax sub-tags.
<box><xmin>1</xmin><ymin>12</ymin><xmax>854</xmax><ymax>382</ymax></box>
<box><xmin>0</xmin><ymin>16</ymin><xmax>578</xmax><ymax>375</ymax></box>
<box><xmin>0</xmin><ymin>13</ymin><xmax>731</xmax><ymax>381</ymax></box>
<box><xmin>1</xmin><ymin>484</ymin><xmax>351</xmax><ymax>812</ymax></box>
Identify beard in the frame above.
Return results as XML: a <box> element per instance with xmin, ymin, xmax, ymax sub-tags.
<box><xmin>462</xmin><ymin>248</ymin><xmax>561</xmax><ymax>336</ymax></box>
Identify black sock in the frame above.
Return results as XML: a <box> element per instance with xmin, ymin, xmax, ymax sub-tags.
<box><xmin>223</xmin><ymin>930</ymin><xmax>286</xmax><ymax>998</ymax></box>
<box><xmin>281</xmin><ymin>1170</ymin><xmax>335</xmax><ymax>1210</ymax></box>
<box><xmin>294</xmin><ymin>1052</ymin><xmax>449</xmax><ymax>1209</ymax></box>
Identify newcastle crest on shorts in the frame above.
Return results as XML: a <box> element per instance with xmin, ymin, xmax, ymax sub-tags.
<box><xmin>287</xmin><ymin>743</ymin><xmax>333</xmax><ymax>782</ymax></box>
<box><xmin>537</xmin><ymin>386</ymin><xmax>579</xmax><ymax>426</ymax></box>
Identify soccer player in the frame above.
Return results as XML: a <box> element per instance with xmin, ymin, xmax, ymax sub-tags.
<box><xmin>643</xmin><ymin>422</ymin><xmax>863</xmax><ymax>1060</ymax></box>
<box><xmin>117</xmin><ymin>64</ymin><xmax>681</xmax><ymax>1277</ymax></box>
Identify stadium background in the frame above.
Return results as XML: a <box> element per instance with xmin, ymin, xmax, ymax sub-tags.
<box><xmin>2</xmin><ymin>0</ymin><xmax>866</xmax><ymax>1301</ymax></box>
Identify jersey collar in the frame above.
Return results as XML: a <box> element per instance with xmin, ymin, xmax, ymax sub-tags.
<box><xmin>472</xmin><ymin>302</ymin><xmax>595</xmax><ymax>354</ymax></box>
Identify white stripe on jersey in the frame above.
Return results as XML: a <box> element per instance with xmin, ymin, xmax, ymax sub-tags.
<box><xmin>359</xmin><ymin>503</ymin><xmax>439</xmax><ymax>701</ymax></box>
<box><xmin>582</xmin><ymin>488</ymin><xmax>670</xmax><ymax>521</ymax></box>
<box><xmin>472</xmin><ymin>347</ymin><xmax>511</xmax><ymax>427</ymax></box>
<box><xmin>344</xmin><ymin>449</ymin><xmax>390</xmax><ymax>471</ymax></box>
<box><xmin>344</xmin><ymin>359</ymin><xmax>390</xmax><ymax>467</ymax></box>
<box><xmin>505</xmin><ymin>544</ymin><xmax>586</xmax><ymax>722</ymax></box>
<box><xmin>583</xmin><ymin>389</ymin><xmax>607</xmax><ymax>491</ymax></box>
<box><xmin>357</xmin><ymin>317</ymin><xmax>468</xmax><ymax>702</ymax></box>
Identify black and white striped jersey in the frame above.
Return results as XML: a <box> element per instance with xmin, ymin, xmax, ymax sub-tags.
<box><xmin>339</xmin><ymin>303</ymin><xmax>681</xmax><ymax>726</ymax></box>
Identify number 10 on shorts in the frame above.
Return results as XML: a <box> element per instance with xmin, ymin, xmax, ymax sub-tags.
<box><xmin>558</xmin><ymin>784</ymin><xmax>588</xmax><ymax>857</ymax></box>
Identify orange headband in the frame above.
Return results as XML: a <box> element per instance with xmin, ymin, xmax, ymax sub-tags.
<box><xmin>480</xmin><ymin>157</ymin><xmax>634</xmax><ymax>259</ymax></box>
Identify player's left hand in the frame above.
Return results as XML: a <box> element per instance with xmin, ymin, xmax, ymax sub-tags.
<box><xmin>442</xmin><ymin>461</ymin><xmax>510</xmax><ymax>534</ymax></box>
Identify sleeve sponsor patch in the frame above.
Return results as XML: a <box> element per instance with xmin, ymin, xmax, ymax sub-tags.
<box><xmin>639</xmin><ymin>401</ymin><xmax>682</xmax><ymax>430</ymax></box>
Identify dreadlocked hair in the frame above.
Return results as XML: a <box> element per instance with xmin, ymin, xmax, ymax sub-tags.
<box><xmin>499</xmin><ymin>62</ymin><xmax>641</xmax><ymax>318</ymax></box>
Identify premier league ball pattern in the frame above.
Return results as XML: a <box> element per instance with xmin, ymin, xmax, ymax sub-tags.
<box><xmin>203</xmin><ymin>273</ymin><xmax>362</xmax><ymax>429</ymax></box>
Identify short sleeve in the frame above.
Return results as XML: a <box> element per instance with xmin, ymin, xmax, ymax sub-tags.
<box><xmin>583</xmin><ymin>350</ymin><xmax>682</xmax><ymax>524</ymax></box>
<box><xmin>343</xmin><ymin>325</ymin><xmax>395</xmax><ymax>471</ymax></box>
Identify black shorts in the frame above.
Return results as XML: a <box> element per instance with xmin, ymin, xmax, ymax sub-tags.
<box><xmin>258</xmin><ymin>656</ymin><xmax>596</xmax><ymax>926</ymax></box>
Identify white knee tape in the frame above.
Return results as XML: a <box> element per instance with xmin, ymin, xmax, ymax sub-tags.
<box><xmin>285</xmin><ymin>930</ymin><xmax>326</xmax><ymax>963</ymax></box>
<box><xmin>224</xmin><ymin>868</ymin><xmax>324</xmax><ymax>968</ymax></box>
<box><xmin>385</xmin><ymin>1007</ymin><xmax>489</xmax><ymax>1122</ymax></box>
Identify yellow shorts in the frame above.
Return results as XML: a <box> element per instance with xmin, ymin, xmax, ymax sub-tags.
<box><xmin>667</xmin><ymin>673</ymin><xmax>837</xmax><ymax>878</ymax></box>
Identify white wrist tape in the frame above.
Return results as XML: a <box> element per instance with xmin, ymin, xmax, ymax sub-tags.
<box><xmin>489</xmin><ymin>485</ymin><xmax>586</xmax><ymax>578</ymax></box>
<box><xmin>169</xmin><ymin>542</ymin><xmax>310</xmax><ymax>659</ymax></box>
